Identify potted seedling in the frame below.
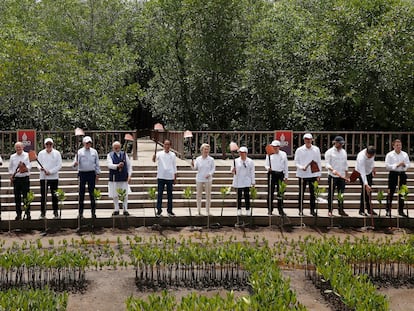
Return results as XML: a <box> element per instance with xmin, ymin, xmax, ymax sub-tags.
<box><xmin>55</xmin><ymin>188</ymin><xmax>66</xmax><ymax>219</ymax></box>
<box><xmin>376</xmin><ymin>190</ymin><xmax>385</xmax><ymax>217</ymax></box>
<box><xmin>220</xmin><ymin>186</ymin><xmax>231</xmax><ymax>216</ymax></box>
<box><xmin>148</xmin><ymin>187</ymin><xmax>157</xmax><ymax>216</ymax></box>
<box><xmin>23</xmin><ymin>190</ymin><xmax>35</xmax><ymax>220</ymax></box>
<box><xmin>312</xmin><ymin>181</ymin><xmax>325</xmax><ymax>221</ymax></box>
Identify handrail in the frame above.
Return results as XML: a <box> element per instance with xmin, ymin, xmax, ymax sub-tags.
<box><xmin>0</xmin><ymin>130</ymin><xmax>151</xmax><ymax>160</ymax></box>
<box><xmin>151</xmin><ymin>130</ymin><xmax>414</xmax><ymax>160</ymax></box>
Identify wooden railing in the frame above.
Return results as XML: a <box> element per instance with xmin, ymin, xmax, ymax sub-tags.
<box><xmin>2</xmin><ymin>130</ymin><xmax>412</xmax><ymax>160</ymax></box>
<box><xmin>151</xmin><ymin>130</ymin><xmax>414</xmax><ymax>160</ymax></box>
<box><xmin>0</xmin><ymin>130</ymin><xmax>151</xmax><ymax>160</ymax></box>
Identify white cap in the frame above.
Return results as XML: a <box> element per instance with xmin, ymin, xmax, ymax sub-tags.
<box><xmin>238</xmin><ymin>146</ymin><xmax>248</xmax><ymax>153</ymax></box>
<box><xmin>83</xmin><ymin>136</ymin><xmax>92</xmax><ymax>143</ymax></box>
<box><xmin>271</xmin><ymin>140</ymin><xmax>281</xmax><ymax>147</ymax></box>
<box><xmin>303</xmin><ymin>133</ymin><xmax>313</xmax><ymax>140</ymax></box>
<box><xmin>44</xmin><ymin>138</ymin><xmax>54</xmax><ymax>144</ymax></box>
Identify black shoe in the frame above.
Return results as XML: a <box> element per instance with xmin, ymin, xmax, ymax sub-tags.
<box><xmin>386</xmin><ymin>211</ymin><xmax>391</xmax><ymax>217</ymax></box>
<box><xmin>310</xmin><ymin>211</ymin><xmax>317</xmax><ymax>217</ymax></box>
<box><xmin>279</xmin><ymin>211</ymin><xmax>286</xmax><ymax>217</ymax></box>
<box><xmin>15</xmin><ymin>215</ymin><xmax>22</xmax><ymax>220</ymax></box>
<box><xmin>156</xmin><ymin>210</ymin><xmax>162</xmax><ymax>217</ymax></box>
<box><xmin>399</xmin><ymin>212</ymin><xmax>408</xmax><ymax>218</ymax></box>
<box><xmin>92</xmin><ymin>214</ymin><xmax>96</xmax><ymax>219</ymax></box>
<box><xmin>359</xmin><ymin>211</ymin><xmax>368</xmax><ymax>216</ymax></box>
<box><xmin>298</xmin><ymin>211</ymin><xmax>304</xmax><ymax>216</ymax></box>
<box><xmin>368</xmin><ymin>210</ymin><xmax>378</xmax><ymax>216</ymax></box>
<box><xmin>112</xmin><ymin>211</ymin><xmax>120</xmax><ymax>216</ymax></box>
<box><xmin>123</xmin><ymin>211</ymin><xmax>130</xmax><ymax>216</ymax></box>
<box><xmin>168</xmin><ymin>212</ymin><xmax>176</xmax><ymax>217</ymax></box>
<box><xmin>339</xmin><ymin>210</ymin><xmax>349</xmax><ymax>217</ymax></box>
<box><xmin>25</xmin><ymin>214</ymin><xmax>31</xmax><ymax>220</ymax></box>
<box><xmin>78</xmin><ymin>214</ymin><xmax>84</xmax><ymax>219</ymax></box>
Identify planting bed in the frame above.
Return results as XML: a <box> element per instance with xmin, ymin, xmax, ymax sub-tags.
<box><xmin>0</xmin><ymin>226</ymin><xmax>413</xmax><ymax>311</ymax></box>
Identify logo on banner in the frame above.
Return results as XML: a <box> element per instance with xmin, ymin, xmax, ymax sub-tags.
<box><xmin>275</xmin><ymin>130</ymin><xmax>293</xmax><ymax>155</ymax></box>
<box><xmin>17</xmin><ymin>130</ymin><xmax>36</xmax><ymax>152</ymax></box>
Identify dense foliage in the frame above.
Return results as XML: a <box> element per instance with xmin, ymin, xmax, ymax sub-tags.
<box><xmin>0</xmin><ymin>0</ymin><xmax>412</xmax><ymax>131</ymax></box>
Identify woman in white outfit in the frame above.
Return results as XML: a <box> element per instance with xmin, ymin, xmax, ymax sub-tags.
<box><xmin>191</xmin><ymin>144</ymin><xmax>215</xmax><ymax>215</ymax></box>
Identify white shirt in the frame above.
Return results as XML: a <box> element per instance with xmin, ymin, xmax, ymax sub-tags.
<box><xmin>38</xmin><ymin>148</ymin><xmax>63</xmax><ymax>180</ymax></box>
<box><xmin>325</xmin><ymin>146</ymin><xmax>348</xmax><ymax>178</ymax></box>
<box><xmin>264</xmin><ymin>150</ymin><xmax>288</xmax><ymax>179</ymax></box>
<box><xmin>193</xmin><ymin>155</ymin><xmax>215</xmax><ymax>182</ymax></box>
<box><xmin>355</xmin><ymin>149</ymin><xmax>375</xmax><ymax>185</ymax></box>
<box><xmin>8</xmin><ymin>151</ymin><xmax>31</xmax><ymax>177</ymax></box>
<box><xmin>294</xmin><ymin>144</ymin><xmax>322</xmax><ymax>178</ymax></box>
<box><xmin>231</xmin><ymin>157</ymin><xmax>255</xmax><ymax>188</ymax></box>
<box><xmin>385</xmin><ymin>150</ymin><xmax>410</xmax><ymax>172</ymax></box>
<box><xmin>156</xmin><ymin>150</ymin><xmax>177</xmax><ymax>180</ymax></box>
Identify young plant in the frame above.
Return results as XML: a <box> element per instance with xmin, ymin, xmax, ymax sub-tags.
<box><xmin>93</xmin><ymin>188</ymin><xmax>102</xmax><ymax>201</ymax></box>
<box><xmin>183</xmin><ymin>186</ymin><xmax>193</xmax><ymax>201</ymax></box>
<box><xmin>23</xmin><ymin>190</ymin><xmax>35</xmax><ymax>214</ymax></box>
<box><xmin>337</xmin><ymin>191</ymin><xmax>344</xmax><ymax>205</ymax></box>
<box><xmin>220</xmin><ymin>186</ymin><xmax>231</xmax><ymax>216</ymax></box>
<box><xmin>148</xmin><ymin>187</ymin><xmax>157</xmax><ymax>201</ymax></box>
<box><xmin>398</xmin><ymin>184</ymin><xmax>409</xmax><ymax>201</ymax></box>
<box><xmin>117</xmin><ymin>188</ymin><xmax>127</xmax><ymax>203</ymax></box>
<box><xmin>250</xmin><ymin>186</ymin><xmax>257</xmax><ymax>202</ymax></box>
<box><xmin>277</xmin><ymin>180</ymin><xmax>287</xmax><ymax>200</ymax></box>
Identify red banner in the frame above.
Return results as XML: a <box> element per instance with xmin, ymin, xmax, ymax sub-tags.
<box><xmin>274</xmin><ymin>130</ymin><xmax>293</xmax><ymax>156</ymax></box>
<box><xmin>17</xmin><ymin>130</ymin><xmax>36</xmax><ymax>152</ymax></box>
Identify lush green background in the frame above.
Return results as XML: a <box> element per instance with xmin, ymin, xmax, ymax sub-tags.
<box><xmin>0</xmin><ymin>0</ymin><xmax>412</xmax><ymax>131</ymax></box>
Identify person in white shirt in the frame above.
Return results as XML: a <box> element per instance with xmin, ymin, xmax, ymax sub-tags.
<box><xmin>191</xmin><ymin>143</ymin><xmax>215</xmax><ymax>216</ymax></box>
<box><xmin>231</xmin><ymin>146</ymin><xmax>255</xmax><ymax>216</ymax></box>
<box><xmin>294</xmin><ymin>133</ymin><xmax>322</xmax><ymax>216</ymax></box>
<box><xmin>107</xmin><ymin>141</ymin><xmax>132</xmax><ymax>216</ymax></box>
<box><xmin>72</xmin><ymin>136</ymin><xmax>101</xmax><ymax>219</ymax></box>
<box><xmin>265</xmin><ymin>140</ymin><xmax>288</xmax><ymax>216</ymax></box>
<box><xmin>325</xmin><ymin>136</ymin><xmax>349</xmax><ymax>217</ymax></box>
<box><xmin>38</xmin><ymin>138</ymin><xmax>62</xmax><ymax>219</ymax></box>
<box><xmin>8</xmin><ymin>142</ymin><xmax>32</xmax><ymax>220</ymax></box>
<box><xmin>385</xmin><ymin>139</ymin><xmax>410</xmax><ymax>217</ymax></box>
<box><xmin>355</xmin><ymin>146</ymin><xmax>376</xmax><ymax>216</ymax></box>
<box><xmin>152</xmin><ymin>139</ymin><xmax>177</xmax><ymax>217</ymax></box>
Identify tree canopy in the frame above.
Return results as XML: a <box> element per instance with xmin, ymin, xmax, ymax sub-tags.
<box><xmin>0</xmin><ymin>0</ymin><xmax>412</xmax><ymax>131</ymax></box>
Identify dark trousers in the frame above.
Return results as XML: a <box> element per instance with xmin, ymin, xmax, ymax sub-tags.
<box><xmin>327</xmin><ymin>175</ymin><xmax>346</xmax><ymax>212</ymax></box>
<box><xmin>268</xmin><ymin>171</ymin><xmax>284</xmax><ymax>213</ymax></box>
<box><xmin>386</xmin><ymin>171</ymin><xmax>407</xmax><ymax>213</ymax></box>
<box><xmin>298</xmin><ymin>177</ymin><xmax>317</xmax><ymax>213</ymax></box>
<box><xmin>79</xmin><ymin>171</ymin><xmax>96</xmax><ymax>216</ymax></box>
<box><xmin>40</xmin><ymin>179</ymin><xmax>59</xmax><ymax>216</ymax></box>
<box><xmin>236</xmin><ymin>187</ymin><xmax>250</xmax><ymax>210</ymax></box>
<box><xmin>13</xmin><ymin>176</ymin><xmax>30</xmax><ymax>216</ymax></box>
<box><xmin>359</xmin><ymin>173</ymin><xmax>373</xmax><ymax>213</ymax></box>
<box><xmin>157</xmin><ymin>179</ymin><xmax>174</xmax><ymax>213</ymax></box>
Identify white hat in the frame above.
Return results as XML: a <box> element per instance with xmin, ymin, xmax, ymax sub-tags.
<box><xmin>83</xmin><ymin>136</ymin><xmax>92</xmax><ymax>143</ymax></box>
<box><xmin>238</xmin><ymin>146</ymin><xmax>248</xmax><ymax>153</ymax></box>
<box><xmin>44</xmin><ymin>138</ymin><xmax>54</xmax><ymax>144</ymax></box>
<box><xmin>303</xmin><ymin>133</ymin><xmax>313</xmax><ymax>140</ymax></box>
<box><xmin>271</xmin><ymin>140</ymin><xmax>281</xmax><ymax>147</ymax></box>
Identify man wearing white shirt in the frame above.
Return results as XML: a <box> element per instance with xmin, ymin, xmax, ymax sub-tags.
<box><xmin>385</xmin><ymin>139</ymin><xmax>410</xmax><ymax>217</ymax></box>
<box><xmin>72</xmin><ymin>136</ymin><xmax>101</xmax><ymax>219</ymax></box>
<box><xmin>231</xmin><ymin>146</ymin><xmax>255</xmax><ymax>216</ymax></box>
<box><xmin>355</xmin><ymin>146</ymin><xmax>376</xmax><ymax>216</ymax></box>
<box><xmin>294</xmin><ymin>133</ymin><xmax>322</xmax><ymax>216</ymax></box>
<box><xmin>265</xmin><ymin>140</ymin><xmax>288</xmax><ymax>216</ymax></box>
<box><xmin>38</xmin><ymin>138</ymin><xmax>62</xmax><ymax>219</ymax></box>
<box><xmin>152</xmin><ymin>139</ymin><xmax>177</xmax><ymax>217</ymax></box>
<box><xmin>325</xmin><ymin>136</ymin><xmax>349</xmax><ymax>217</ymax></box>
<box><xmin>8</xmin><ymin>142</ymin><xmax>32</xmax><ymax>220</ymax></box>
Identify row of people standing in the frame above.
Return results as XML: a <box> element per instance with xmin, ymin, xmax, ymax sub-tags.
<box><xmin>5</xmin><ymin>137</ymin><xmax>132</xmax><ymax>220</ymax></box>
<box><xmin>191</xmin><ymin>134</ymin><xmax>411</xmax><ymax>218</ymax></box>
<box><xmin>2</xmin><ymin>135</ymin><xmax>411</xmax><ymax>219</ymax></box>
